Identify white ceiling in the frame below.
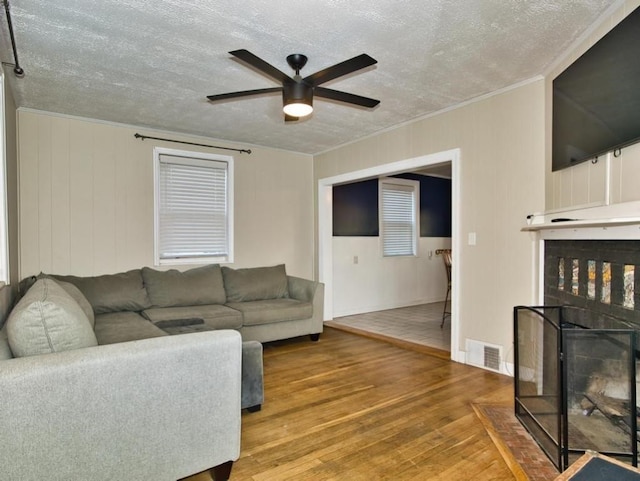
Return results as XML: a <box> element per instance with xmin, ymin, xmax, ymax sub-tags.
<box><xmin>0</xmin><ymin>0</ymin><xmax>620</xmax><ymax>155</ymax></box>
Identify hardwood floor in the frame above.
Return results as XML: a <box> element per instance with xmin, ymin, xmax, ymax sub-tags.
<box><xmin>186</xmin><ymin>327</ymin><xmax>515</xmax><ymax>480</ymax></box>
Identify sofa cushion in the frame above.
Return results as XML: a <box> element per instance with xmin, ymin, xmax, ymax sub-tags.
<box><xmin>222</xmin><ymin>264</ymin><xmax>289</xmax><ymax>302</ymax></box>
<box><xmin>142</xmin><ymin>265</ymin><xmax>226</xmax><ymax>307</ymax></box>
<box><xmin>142</xmin><ymin>305</ymin><xmax>243</xmax><ymax>330</ymax></box>
<box><xmin>0</xmin><ymin>325</ymin><xmax>13</xmax><ymax>360</ymax></box>
<box><xmin>94</xmin><ymin>311</ymin><xmax>167</xmax><ymax>345</ymax></box>
<box><xmin>55</xmin><ymin>280</ymin><xmax>95</xmax><ymax>329</ymax></box>
<box><xmin>51</xmin><ymin>270</ymin><xmax>151</xmax><ymax>314</ymax></box>
<box><xmin>6</xmin><ymin>278</ymin><xmax>97</xmax><ymax>357</ymax></box>
<box><xmin>226</xmin><ymin>299</ymin><xmax>312</xmax><ymax>326</ymax></box>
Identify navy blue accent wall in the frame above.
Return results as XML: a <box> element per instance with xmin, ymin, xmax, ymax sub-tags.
<box><xmin>332</xmin><ymin>175</ymin><xmax>451</xmax><ymax>237</ymax></box>
<box><xmin>396</xmin><ymin>173</ymin><xmax>452</xmax><ymax>237</ymax></box>
<box><xmin>332</xmin><ymin>179</ymin><xmax>379</xmax><ymax>236</ymax></box>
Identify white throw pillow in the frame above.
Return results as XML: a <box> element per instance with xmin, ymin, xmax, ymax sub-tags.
<box><xmin>7</xmin><ymin>278</ymin><xmax>97</xmax><ymax>357</ymax></box>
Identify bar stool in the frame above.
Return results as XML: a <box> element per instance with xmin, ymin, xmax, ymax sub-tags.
<box><xmin>436</xmin><ymin>249</ymin><xmax>452</xmax><ymax>328</ymax></box>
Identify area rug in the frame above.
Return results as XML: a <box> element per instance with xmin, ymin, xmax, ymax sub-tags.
<box><xmin>473</xmin><ymin>404</ymin><xmax>559</xmax><ymax>481</ymax></box>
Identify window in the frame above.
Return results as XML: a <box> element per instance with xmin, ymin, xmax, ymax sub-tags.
<box><xmin>379</xmin><ymin>177</ymin><xmax>419</xmax><ymax>257</ymax></box>
<box><xmin>154</xmin><ymin>147</ymin><xmax>233</xmax><ymax>265</ymax></box>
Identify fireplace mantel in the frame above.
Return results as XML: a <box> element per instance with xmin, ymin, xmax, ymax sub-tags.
<box><xmin>521</xmin><ymin>201</ymin><xmax>640</xmax><ymax>240</ymax></box>
<box><xmin>522</xmin><ymin>216</ymin><xmax>640</xmax><ymax>232</ymax></box>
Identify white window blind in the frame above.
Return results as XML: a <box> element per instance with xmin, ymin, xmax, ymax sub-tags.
<box><xmin>380</xmin><ymin>179</ymin><xmax>418</xmax><ymax>257</ymax></box>
<box><xmin>154</xmin><ymin>149</ymin><xmax>233</xmax><ymax>264</ymax></box>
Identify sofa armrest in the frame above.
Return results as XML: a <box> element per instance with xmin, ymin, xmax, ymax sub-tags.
<box><xmin>287</xmin><ymin>276</ymin><xmax>325</xmax><ymax>337</ymax></box>
<box><xmin>0</xmin><ymin>330</ymin><xmax>242</xmax><ymax>481</ymax></box>
<box><xmin>287</xmin><ymin>275</ymin><xmax>320</xmax><ymax>302</ymax></box>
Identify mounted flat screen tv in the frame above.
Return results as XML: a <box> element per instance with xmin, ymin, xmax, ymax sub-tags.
<box><xmin>552</xmin><ymin>6</ymin><xmax>640</xmax><ymax>172</ymax></box>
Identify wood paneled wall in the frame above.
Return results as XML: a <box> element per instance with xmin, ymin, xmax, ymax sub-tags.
<box><xmin>17</xmin><ymin>110</ymin><xmax>314</xmax><ymax>279</ymax></box>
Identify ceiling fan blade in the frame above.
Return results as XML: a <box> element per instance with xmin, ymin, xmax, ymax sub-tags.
<box><xmin>304</xmin><ymin>54</ymin><xmax>377</xmax><ymax>87</ymax></box>
<box><xmin>229</xmin><ymin>49</ymin><xmax>292</xmax><ymax>83</ymax></box>
<box><xmin>314</xmin><ymin>87</ymin><xmax>380</xmax><ymax>108</ymax></box>
<box><xmin>207</xmin><ymin>87</ymin><xmax>282</xmax><ymax>102</ymax></box>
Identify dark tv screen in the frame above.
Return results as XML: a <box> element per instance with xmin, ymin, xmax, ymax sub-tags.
<box><xmin>552</xmin><ymin>6</ymin><xmax>640</xmax><ymax>172</ymax></box>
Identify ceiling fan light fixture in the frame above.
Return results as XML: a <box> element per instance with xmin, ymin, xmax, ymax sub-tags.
<box><xmin>283</xmin><ymin>81</ymin><xmax>313</xmax><ymax>117</ymax></box>
<box><xmin>283</xmin><ymin>102</ymin><xmax>313</xmax><ymax>117</ymax></box>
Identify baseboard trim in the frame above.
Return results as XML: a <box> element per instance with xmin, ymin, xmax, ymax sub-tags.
<box><xmin>324</xmin><ymin>322</ymin><xmax>451</xmax><ymax>360</ymax></box>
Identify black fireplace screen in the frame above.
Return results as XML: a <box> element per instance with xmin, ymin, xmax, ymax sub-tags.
<box><xmin>514</xmin><ymin>305</ymin><xmax>637</xmax><ymax>471</ymax></box>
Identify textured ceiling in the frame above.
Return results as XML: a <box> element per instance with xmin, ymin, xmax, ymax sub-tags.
<box><xmin>0</xmin><ymin>0</ymin><xmax>620</xmax><ymax>154</ymax></box>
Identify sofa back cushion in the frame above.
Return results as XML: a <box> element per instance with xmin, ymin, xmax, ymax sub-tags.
<box><xmin>51</xmin><ymin>270</ymin><xmax>151</xmax><ymax>314</ymax></box>
<box><xmin>6</xmin><ymin>278</ymin><xmax>97</xmax><ymax>357</ymax></box>
<box><xmin>222</xmin><ymin>264</ymin><xmax>289</xmax><ymax>302</ymax></box>
<box><xmin>142</xmin><ymin>265</ymin><xmax>226</xmax><ymax>307</ymax></box>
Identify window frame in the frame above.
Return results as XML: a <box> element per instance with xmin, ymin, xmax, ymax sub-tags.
<box><xmin>0</xmin><ymin>72</ymin><xmax>9</xmax><ymax>284</ymax></box>
<box><xmin>153</xmin><ymin>147</ymin><xmax>234</xmax><ymax>266</ymax></box>
<box><xmin>379</xmin><ymin>177</ymin><xmax>420</xmax><ymax>258</ymax></box>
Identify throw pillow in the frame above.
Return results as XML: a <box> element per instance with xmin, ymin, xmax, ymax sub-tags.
<box><xmin>6</xmin><ymin>278</ymin><xmax>97</xmax><ymax>357</ymax></box>
<box><xmin>222</xmin><ymin>264</ymin><xmax>289</xmax><ymax>302</ymax></box>
<box><xmin>142</xmin><ymin>264</ymin><xmax>226</xmax><ymax>307</ymax></box>
<box><xmin>55</xmin><ymin>280</ymin><xmax>95</xmax><ymax>329</ymax></box>
<box><xmin>0</xmin><ymin>325</ymin><xmax>13</xmax><ymax>360</ymax></box>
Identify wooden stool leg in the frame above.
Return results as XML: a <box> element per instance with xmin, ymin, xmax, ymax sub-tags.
<box><xmin>441</xmin><ymin>284</ymin><xmax>450</xmax><ymax>328</ymax></box>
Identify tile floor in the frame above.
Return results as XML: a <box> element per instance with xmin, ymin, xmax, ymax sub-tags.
<box><xmin>330</xmin><ymin>302</ymin><xmax>451</xmax><ymax>351</ymax></box>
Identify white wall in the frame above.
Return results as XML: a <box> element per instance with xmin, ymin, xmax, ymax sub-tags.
<box><xmin>546</xmin><ymin>142</ymin><xmax>640</xmax><ymax>212</ymax></box>
<box><xmin>315</xmin><ymin>80</ymin><xmax>546</xmax><ymax>369</ymax></box>
<box><xmin>332</xmin><ymin>237</ymin><xmax>451</xmax><ymax>317</ymax></box>
<box><xmin>17</xmin><ymin>110</ymin><xmax>314</xmax><ymax>279</ymax></box>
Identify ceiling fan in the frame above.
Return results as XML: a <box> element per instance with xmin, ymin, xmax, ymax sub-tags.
<box><xmin>206</xmin><ymin>49</ymin><xmax>380</xmax><ymax>121</ymax></box>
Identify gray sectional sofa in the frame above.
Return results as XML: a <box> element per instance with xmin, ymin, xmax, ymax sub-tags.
<box><xmin>44</xmin><ymin>263</ymin><xmax>325</xmax><ymax>345</ymax></box>
<box><xmin>0</xmin><ymin>263</ymin><xmax>324</xmax><ymax>481</ymax></box>
<box><xmin>0</xmin><ymin>278</ymin><xmax>242</xmax><ymax>481</ymax></box>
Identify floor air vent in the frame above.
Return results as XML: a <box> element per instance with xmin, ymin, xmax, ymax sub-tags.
<box><xmin>483</xmin><ymin>345</ymin><xmax>500</xmax><ymax>371</ymax></box>
<box><xmin>466</xmin><ymin>339</ymin><xmax>502</xmax><ymax>372</ymax></box>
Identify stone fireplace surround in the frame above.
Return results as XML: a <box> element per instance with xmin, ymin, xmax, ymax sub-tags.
<box><xmin>525</xmin><ymin>200</ymin><xmax>640</xmax><ymax>343</ymax></box>
<box><xmin>525</xmin><ymin>199</ymin><xmax>640</xmax><ymax>335</ymax></box>
<box><xmin>523</xmin><ymin>199</ymin><xmax>640</xmax><ymax>307</ymax></box>
<box><xmin>544</xmin><ymin>239</ymin><xmax>640</xmax><ymax>327</ymax></box>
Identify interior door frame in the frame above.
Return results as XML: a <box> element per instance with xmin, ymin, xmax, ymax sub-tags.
<box><xmin>317</xmin><ymin>148</ymin><xmax>462</xmax><ymax>362</ymax></box>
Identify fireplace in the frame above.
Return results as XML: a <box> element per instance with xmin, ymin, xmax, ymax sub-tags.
<box><xmin>514</xmin><ymin>239</ymin><xmax>640</xmax><ymax>471</ymax></box>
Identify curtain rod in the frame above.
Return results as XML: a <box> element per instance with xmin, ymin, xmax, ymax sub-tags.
<box><xmin>3</xmin><ymin>0</ymin><xmax>24</xmax><ymax>77</ymax></box>
<box><xmin>134</xmin><ymin>133</ymin><xmax>252</xmax><ymax>154</ymax></box>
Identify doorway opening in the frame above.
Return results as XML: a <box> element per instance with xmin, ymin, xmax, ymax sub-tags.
<box><xmin>317</xmin><ymin>148</ymin><xmax>461</xmax><ymax>362</ymax></box>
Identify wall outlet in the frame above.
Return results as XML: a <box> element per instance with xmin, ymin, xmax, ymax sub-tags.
<box><xmin>353</xmin><ymin>255</ymin><xmax>358</xmax><ymax>264</ymax></box>
<box><xmin>468</xmin><ymin>232</ymin><xmax>477</xmax><ymax>245</ymax></box>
